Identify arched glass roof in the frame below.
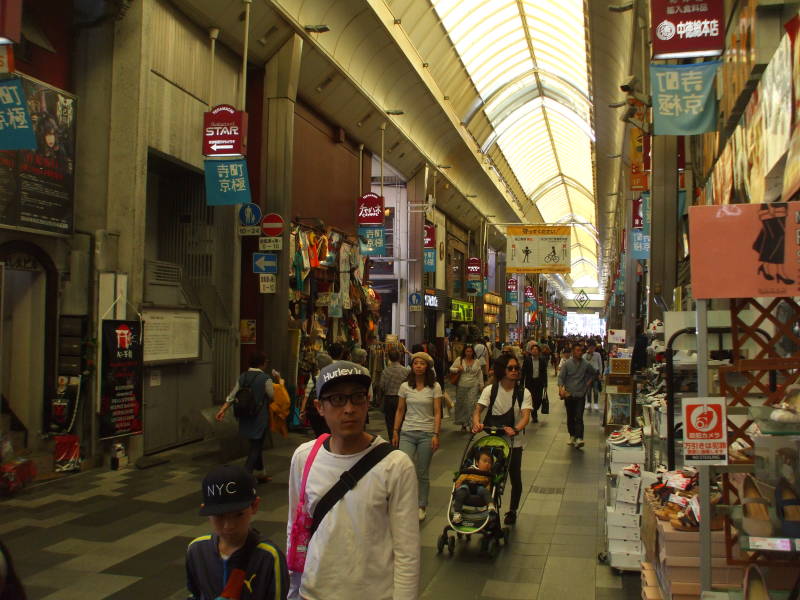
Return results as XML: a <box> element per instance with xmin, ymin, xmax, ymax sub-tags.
<box><xmin>431</xmin><ymin>0</ymin><xmax>598</xmax><ymax>287</ymax></box>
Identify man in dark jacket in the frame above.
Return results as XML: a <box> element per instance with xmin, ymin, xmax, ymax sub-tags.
<box><xmin>522</xmin><ymin>343</ymin><xmax>548</xmax><ymax>423</ymax></box>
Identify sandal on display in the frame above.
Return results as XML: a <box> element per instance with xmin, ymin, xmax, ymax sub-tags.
<box><xmin>771</xmin><ymin>389</ymin><xmax>800</xmax><ymax>423</ymax></box>
<box><xmin>743</xmin><ymin>564</ymin><xmax>770</xmax><ymax>600</ymax></box>
<box><xmin>670</xmin><ymin>510</ymin><xmax>699</xmax><ymax>532</ymax></box>
<box><xmin>775</xmin><ymin>478</ymin><xmax>800</xmax><ymax>538</ymax></box>
<box><xmin>742</xmin><ymin>476</ymin><xmax>775</xmax><ymax>537</ymax></box>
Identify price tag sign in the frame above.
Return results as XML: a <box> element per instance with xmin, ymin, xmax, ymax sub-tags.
<box><xmin>259</xmin><ymin>236</ymin><xmax>283</xmax><ymax>251</ymax></box>
<box><xmin>748</xmin><ymin>537</ymin><xmax>792</xmax><ymax>552</ymax></box>
<box><xmin>259</xmin><ymin>274</ymin><xmax>276</xmax><ymax>294</ymax></box>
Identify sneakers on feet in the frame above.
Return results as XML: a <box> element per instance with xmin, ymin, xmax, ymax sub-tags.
<box><xmin>567</xmin><ymin>436</ymin><xmax>575</xmax><ymax>446</ymax></box>
<box><xmin>592</xmin><ymin>403</ymin><xmax>599</xmax><ymax>410</ymax></box>
<box><xmin>574</xmin><ymin>438</ymin><xmax>585</xmax><ymax>449</ymax></box>
<box><xmin>504</xmin><ymin>510</ymin><xmax>517</xmax><ymax>525</ymax></box>
<box><xmin>451</xmin><ymin>512</ymin><xmax>463</xmax><ymax>524</ymax></box>
<box><xmin>418</xmin><ymin>507</ymin><xmax>426</xmax><ymax>521</ymax></box>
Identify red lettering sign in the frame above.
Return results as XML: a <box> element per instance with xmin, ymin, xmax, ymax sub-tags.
<box><xmin>651</xmin><ymin>0</ymin><xmax>724</xmax><ymax>60</ymax></box>
<box><xmin>506</xmin><ymin>278</ymin><xmax>518</xmax><ymax>292</ymax></box>
<box><xmin>466</xmin><ymin>257</ymin><xmax>481</xmax><ymax>281</ymax></box>
<box><xmin>203</xmin><ymin>105</ymin><xmax>248</xmax><ymax>157</ymax></box>
<box><xmin>524</xmin><ymin>286</ymin><xmax>534</xmax><ymax>299</ymax></box>
<box><xmin>424</xmin><ymin>223</ymin><xmax>436</xmax><ymax>248</ymax></box>
<box><xmin>357</xmin><ymin>193</ymin><xmax>384</xmax><ymax>226</ymax></box>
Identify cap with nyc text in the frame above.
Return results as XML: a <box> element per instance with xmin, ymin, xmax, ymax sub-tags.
<box><xmin>199</xmin><ymin>464</ymin><xmax>257</xmax><ymax>516</ymax></box>
<box><xmin>315</xmin><ymin>360</ymin><xmax>371</xmax><ymax>399</ymax></box>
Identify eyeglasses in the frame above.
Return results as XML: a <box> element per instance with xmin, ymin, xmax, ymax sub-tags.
<box><xmin>319</xmin><ymin>392</ymin><xmax>369</xmax><ymax>407</ymax></box>
<box><xmin>506</xmin><ymin>365</ymin><xmax>521</xmax><ymax>371</ymax></box>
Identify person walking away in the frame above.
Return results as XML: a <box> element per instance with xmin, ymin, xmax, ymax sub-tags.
<box><xmin>472</xmin><ymin>354</ymin><xmax>532</xmax><ymax>525</ymax></box>
<box><xmin>377</xmin><ymin>348</ymin><xmax>409</xmax><ymax>438</ymax></box>
<box><xmin>300</xmin><ymin>352</ymin><xmax>333</xmax><ymax>437</ymax></box>
<box><xmin>558</xmin><ymin>344</ymin><xmax>598</xmax><ymax>450</ymax></box>
<box><xmin>393</xmin><ymin>352</ymin><xmax>443</xmax><ymax>521</ymax></box>
<box><xmin>0</xmin><ymin>539</ymin><xmax>27</xmax><ymax>600</ymax></box>
<box><xmin>449</xmin><ymin>344</ymin><xmax>484</xmax><ymax>432</ymax></box>
<box><xmin>522</xmin><ymin>344</ymin><xmax>548</xmax><ymax>423</ymax></box>
<box><xmin>186</xmin><ymin>464</ymin><xmax>288</xmax><ymax>600</ymax></box>
<box><xmin>583</xmin><ymin>342</ymin><xmax>603</xmax><ymax>412</ymax></box>
<box><xmin>216</xmin><ymin>352</ymin><xmax>277</xmax><ymax>483</ymax></box>
<box><xmin>286</xmin><ymin>362</ymin><xmax>419</xmax><ymax>600</ymax></box>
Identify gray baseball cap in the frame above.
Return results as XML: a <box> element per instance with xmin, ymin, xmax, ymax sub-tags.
<box><xmin>315</xmin><ymin>361</ymin><xmax>371</xmax><ymax>398</ymax></box>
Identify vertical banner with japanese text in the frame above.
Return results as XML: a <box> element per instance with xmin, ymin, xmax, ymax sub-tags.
<box><xmin>423</xmin><ymin>223</ymin><xmax>436</xmax><ymax>273</ymax></box>
<box><xmin>204</xmin><ymin>158</ymin><xmax>251</xmax><ymax>205</ymax></box>
<box><xmin>650</xmin><ymin>61</ymin><xmax>721</xmax><ymax>135</ymax></box>
<box><xmin>631</xmin><ymin>192</ymin><xmax>651</xmax><ymax>260</ymax></box>
<box><xmin>99</xmin><ymin>320</ymin><xmax>143</xmax><ymax>440</ymax></box>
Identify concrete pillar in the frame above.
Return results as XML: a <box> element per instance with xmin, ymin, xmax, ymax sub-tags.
<box><xmin>261</xmin><ymin>34</ymin><xmax>302</xmax><ymax>376</ymax></box>
<box><xmin>648</xmin><ymin>135</ymin><xmax>678</xmax><ymax>320</ymax></box>
<box><xmin>405</xmin><ymin>168</ymin><xmax>426</xmax><ymax>347</ymax></box>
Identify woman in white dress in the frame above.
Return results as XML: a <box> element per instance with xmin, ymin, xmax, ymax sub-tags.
<box><xmin>449</xmin><ymin>344</ymin><xmax>485</xmax><ymax>432</ymax></box>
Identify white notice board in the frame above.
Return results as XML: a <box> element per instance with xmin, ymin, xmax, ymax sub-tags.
<box><xmin>142</xmin><ymin>309</ymin><xmax>201</xmax><ymax>364</ymax></box>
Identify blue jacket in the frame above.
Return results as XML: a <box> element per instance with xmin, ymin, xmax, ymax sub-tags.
<box><xmin>185</xmin><ymin>530</ymin><xmax>287</xmax><ymax>600</ymax></box>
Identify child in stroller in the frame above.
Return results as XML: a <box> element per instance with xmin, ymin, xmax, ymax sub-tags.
<box><xmin>452</xmin><ymin>448</ymin><xmax>496</xmax><ymax>524</ymax></box>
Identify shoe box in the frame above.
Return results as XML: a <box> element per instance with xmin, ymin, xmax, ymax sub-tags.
<box><xmin>656</xmin><ymin>520</ymin><xmax>727</xmax><ymax>558</ymax></box>
<box><xmin>606</xmin><ymin>506</ymin><xmax>640</xmax><ymax>528</ymax></box>
<box><xmin>641</xmin><ymin>562</ymin><xmax>662</xmax><ymax>600</ymax></box>
<box><xmin>616</xmin><ymin>472</ymin><xmax>642</xmax><ymax>504</ymax></box>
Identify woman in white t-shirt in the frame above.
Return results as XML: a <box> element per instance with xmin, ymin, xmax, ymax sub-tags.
<box><xmin>393</xmin><ymin>351</ymin><xmax>443</xmax><ymax>521</ymax></box>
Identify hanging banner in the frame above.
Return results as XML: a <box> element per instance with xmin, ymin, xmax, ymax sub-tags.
<box><xmin>629</xmin><ymin>104</ymin><xmax>649</xmax><ymax>191</ymax></box>
<box><xmin>651</xmin><ymin>0</ymin><xmax>725</xmax><ymax>60</ymax></box>
<box><xmin>0</xmin><ymin>75</ymin><xmax>76</xmax><ymax>234</ymax></box>
<box><xmin>204</xmin><ymin>158</ymin><xmax>251</xmax><ymax>206</ymax></box>
<box><xmin>203</xmin><ymin>104</ymin><xmax>247</xmax><ymax>157</ymax></box>
<box><xmin>423</xmin><ymin>248</ymin><xmax>436</xmax><ymax>273</ymax></box>
<box><xmin>631</xmin><ymin>192</ymin><xmax>651</xmax><ymax>260</ymax></box>
<box><xmin>682</xmin><ymin>397</ymin><xmax>728</xmax><ymax>466</ymax></box>
<box><xmin>357</xmin><ymin>192</ymin><xmax>384</xmax><ymax>226</ymax></box>
<box><xmin>506</xmin><ymin>225</ymin><xmax>571</xmax><ymax>274</ymax></box>
<box><xmin>761</xmin><ymin>35</ymin><xmax>792</xmax><ymax>174</ymax></box>
<box><xmin>358</xmin><ymin>226</ymin><xmax>385</xmax><ymax>256</ymax></box>
<box><xmin>99</xmin><ymin>320</ymin><xmax>144</xmax><ymax>439</ymax></box>
<box><xmin>689</xmin><ymin>203</ymin><xmax>800</xmax><ymax>298</ymax></box>
<box><xmin>466</xmin><ymin>257</ymin><xmax>482</xmax><ymax>281</ymax></box>
<box><xmin>650</xmin><ymin>61</ymin><xmax>721</xmax><ymax>136</ymax></box>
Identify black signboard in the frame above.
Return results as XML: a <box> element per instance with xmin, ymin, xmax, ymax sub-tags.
<box><xmin>0</xmin><ymin>74</ymin><xmax>75</xmax><ymax>234</ymax></box>
<box><xmin>99</xmin><ymin>320</ymin><xmax>143</xmax><ymax>439</ymax></box>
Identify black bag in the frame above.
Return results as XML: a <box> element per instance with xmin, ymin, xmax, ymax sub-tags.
<box><xmin>233</xmin><ymin>373</ymin><xmax>262</xmax><ymax>418</ymax></box>
<box><xmin>541</xmin><ymin>388</ymin><xmax>550</xmax><ymax>414</ymax></box>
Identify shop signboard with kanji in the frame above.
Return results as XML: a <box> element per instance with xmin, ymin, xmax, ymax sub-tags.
<box><xmin>204</xmin><ymin>158</ymin><xmax>251</xmax><ymax>205</ymax></box>
<box><xmin>357</xmin><ymin>192</ymin><xmax>384</xmax><ymax>226</ymax></box>
<box><xmin>0</xmin><ymin>75</ymin><xmax>76</xmax><ymax>234</ymax></box>
<box><xmin>423</xmin><ymin>223</ymin><xmax>436</xmax><ymax>273</ymax></box>
<box><xmin>682</xmin><ymin>397</ymin><xmax>728</xmax><ymax>465</ymax></box>
<box><xmin>99</xmin><ymin>320</ymin><xmax>143</xmax><ymax>439</ymax></box>
<box><xmin>358</xmin><ymin>225</ymin><xmax>385</xmax><ymax>256</ymax></box>
<box><xmin>203</xmin><ymin>104</ymin><xmax>247</xmax><ymax>157</ymax></box>
<box><xmin>505</xmin><ymin>225</ymin><xmax>571</xmax><ymax>274</ymax></box>
<box><xmin>466</xmin><ymin>257</ymin><xmax>482</xmax><ymax>281</ymax></box>
<box><xmin>650</xmin><ymin>61</ymin><xmax>720</xmax><ymax>136</ymax></box>
<box><xmin>651</xmin><ymin>0</ymin><xmax>725</xmax><ymax>60</ymax></box>
<box><xmin>631</xmin><ymin>192</ymin><xmax>651</xmax><ymax>260</ymax></box>
<box><xmin>689</xmin><ymin>203</ymin><xmax>800</xmax><ymax>298</ymax></box>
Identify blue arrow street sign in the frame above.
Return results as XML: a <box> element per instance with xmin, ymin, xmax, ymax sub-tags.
<box><xmin>252</xmin><ymin>253</ymin><xmax>278</xmax><ymax>274</ymax></box>
<box><xmin>239</xmin><ymin>203</ymin><xmax>262</xmax><ymax>226</ymax></box>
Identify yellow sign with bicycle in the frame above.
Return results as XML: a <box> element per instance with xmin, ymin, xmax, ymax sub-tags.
<box><xmin>505</xmin><ymin>225</ymin><xmax>571</xmax><ymax>274</ymax></box>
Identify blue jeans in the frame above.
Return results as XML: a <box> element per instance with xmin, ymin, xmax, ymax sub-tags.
<box><xmin>585</xmin><ymin>379</ymin><xmax>601</xmax><ymax>406</ymax></box>
<box><xmin>399</xmin><ymin>430</ymin><xmax>435</xmax><ymax>508</ymax></box>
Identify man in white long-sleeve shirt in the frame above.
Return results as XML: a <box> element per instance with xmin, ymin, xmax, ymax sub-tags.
<box><xmin>287</xmin><ymin>361</ymin><xmax>420</xmax><ymax>600</ymax></box>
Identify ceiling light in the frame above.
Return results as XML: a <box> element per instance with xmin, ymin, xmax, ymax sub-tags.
<box><xmin>608</xmin><ymin>101</ymin><xmax>626</xmax><ymax>108</ymax></box>
<box><xmin>607</xmin><ymin>154</ymin><xmax>622</xmax><ymax>159</ymax></box>
<box><xmin>465</xmin><ymin>194</ymin><xmax>477</xmax><ymax>198</ymax></box>
<box><xmin>437</xmin><ymin>164</ymin><xmax>451</xmax><ymax>169</ymax></box>
<box><xmin>609</xmin><ymin>2</ymin><xmax>634</xmax><ymax>12</ymax></box>
<box><xmin>385</xmin><ymin>109</ymin><xmax>404</xmax><ymax>115</ymax></box>
<box><xmin>304</xmin><ymin>25</ymin><xmax>330</xmax><ymax>33</ymax></box>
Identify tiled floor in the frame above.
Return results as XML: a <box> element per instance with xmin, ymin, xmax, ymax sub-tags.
<box><xmin>2</xmin><ymin>379</ymin><xmax>642</xmax><ymax>599</ymax></box>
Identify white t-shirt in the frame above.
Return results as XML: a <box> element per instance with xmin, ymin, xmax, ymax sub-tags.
<box><xmin>287</xmin><ymin>436</ymin><xmax>420</xmax><ymax>600</ymax></box>
<box><xmin>477</xmin><ymin>384</ymin><xmax>533</xmax><ymax>449</ymax></box>
<box><xmin>398</xmin><ymin>382</ymin><xmax>442</xmax><ymax>433</ymax></box>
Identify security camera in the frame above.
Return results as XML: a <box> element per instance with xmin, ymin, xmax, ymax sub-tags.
<box><xmin>620</xmin><ymin>75</ymin><xmax>637</xmax><ymax>93</ymax></box>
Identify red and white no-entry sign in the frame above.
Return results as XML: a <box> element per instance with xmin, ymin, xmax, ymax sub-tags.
<box><xmin>261</xmin><ymin>213</ymin><xmax>284</xmax><ymax>237</ymax></box>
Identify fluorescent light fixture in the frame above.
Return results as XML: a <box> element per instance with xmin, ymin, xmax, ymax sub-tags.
<box><xmin>304</xmin><ymin>25</ymin><xmax>330</xmax><ymax>33</ymax></box>
<box><xmin>385</xmin><ymin>109</ymin><xmax>404</xmax><ymax>115</ymax></box>
<box><xmin>437</xmin><ymin>164</ymin><xmax>451</xmax><ymax>169</ymax></box>
<box><xmin>653</xmin><ymin>49</ymin><xmax>723</xmax><ymax>60</ymax></box>
<box><xmin>0</xmin><ymin>37</ymin><xmax>13</xmax><ymax>45</ymax></box>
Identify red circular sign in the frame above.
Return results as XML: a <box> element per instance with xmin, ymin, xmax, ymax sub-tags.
<box><xmin>261</xmin><ymin>213</ymin><xmax>284</xmax><ymax>237</ymax></box>
<box><xmin>506</xmin><ymin>278</ymin><xmax>518</xmax><ymax>292</ymax></box>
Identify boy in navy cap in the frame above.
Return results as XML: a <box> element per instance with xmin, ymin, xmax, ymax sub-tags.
<box><xmin>186</xmin><ymin>464</ymin><xmax>288</xmax><ymax>599</ymax></box>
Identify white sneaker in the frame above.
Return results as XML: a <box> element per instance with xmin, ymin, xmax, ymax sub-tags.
<box><xmin>575</xmin><ymin>438</ymin><xmax>585</xmax><ymax>449</ymax></box>
<box><xmin>567</xmin><ymin>436</ymin><xmax>575</xmax><ymax>446</ymax></box>
<box><xmin>592</xmin><ymin>403</ymin><xmax>599</xmax><ymax>411</ymax></box>
<box><xmin>418</xmin><ymin>507</ymin><xmax>426</xmax><ymax>521</ymax></box>
<box><xmin>451</xmin><ymin>512</ymin><xmax>463</xmax><ymax>524</ymax></box>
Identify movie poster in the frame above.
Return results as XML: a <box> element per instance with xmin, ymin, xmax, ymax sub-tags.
<box><xmin>0</xmin><ymin>75</ymin><xmax>75</xmax><ymax>234</ymax></box>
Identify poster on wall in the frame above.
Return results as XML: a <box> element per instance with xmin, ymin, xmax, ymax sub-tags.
<box><xmin>689</xmin><ymin>203</ymin><xmax>800</xmax><ymax>298</ymax></box>
<box><xmin>682</xmin><ymin>397</ymin><xmax>728</xmax><ymax>466</ymax></box>
<box><xmin>505</xmin><ymin>225</ymin><xmax>571</xmax><ymax>274</ymax></box>
<box><xmin>99</xmin><ymin>320</ymin><xmax>143</xmax><ymax>439</ymax></box>
<box><xmin>760</xmin><ymin>35</ymin><xmax>792</xmax><ymax>174</ymax></box>
<box><xmin>0</xmin><ymin>74</ymin><xmax>76</xmax><ymax>234</ymax></box>
<box><xmin>745</xmin><ymin>86</ymin><xmax>766</xmax><ymax>205</ymax></box>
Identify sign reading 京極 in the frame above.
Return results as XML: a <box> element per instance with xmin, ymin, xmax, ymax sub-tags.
<box><xmin>204</xmin><ymin>158</ymin><xmax>251</xmax><ymax>205</ymax></box>
<box><xmin>650</xmin><ymin>61</ymin><xmax>720</xmax><ymax>136</ymax></box>
<box><xmin>99</xmin><ymin>320</ymin><xmax>143</xmax><ymax>440</ymax></box>
<box><xmin>0</xmin><ymin>75</ymin><xmax>77</xmax><ymax>235</ymax></box>
<box><xmin>358</xmin><ymin>225</ymin><xmax>385</xmax><ymax>256</ymax></box>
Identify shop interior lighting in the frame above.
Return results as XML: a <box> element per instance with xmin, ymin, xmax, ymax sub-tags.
<box><xmin>0</xmin><ymin>37</ymin><xmax>13</xmax><ymax>45</ymax></box>
<box><xmin>304</xmin><ymin>24</ymin><xmax>330</xmax><ymax>33</ymax></box>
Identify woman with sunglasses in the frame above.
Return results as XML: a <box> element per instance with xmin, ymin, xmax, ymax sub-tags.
<box><xmin>393</xmin><ymin>352</ymin><xmax>443</xmax><ymax>521</ymax></box>
<box><xmin>472</xmin><ymin>354</ymin><xmax>532</xmax><ymax>525</ymax></box>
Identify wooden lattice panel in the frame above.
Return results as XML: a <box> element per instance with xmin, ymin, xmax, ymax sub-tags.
<box><xmin>729</xmin><ymin>298</ymin><xmax>800</xmax><ymax>361</ymax></box>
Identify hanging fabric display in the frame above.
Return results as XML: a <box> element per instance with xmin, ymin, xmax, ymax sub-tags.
<box><xmin>650</xmin><ymin>61</ymin><xmax>720</xmax><ymax>135</ymax></box>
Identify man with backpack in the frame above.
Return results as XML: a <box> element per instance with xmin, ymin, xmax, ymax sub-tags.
<box><xmin>216</xmin><ymin>352</ymin><xmax>278</xmax><ymax>483</ymax></box>
<box><xmin>471</xmin><ymin>353</ymin><xmax>533</xmax><ymax>525</ymax></box>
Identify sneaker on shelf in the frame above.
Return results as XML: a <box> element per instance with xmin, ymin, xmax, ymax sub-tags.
<box><xmin>608</xmin><ymin>434</ymin><xmax>630</xmax><ymax>445</ymax></box>
<box><xmin>574</xmin><ymin>438</ymin><xmax>585</xmax><ymax>449</ymax></box>
<box><xmin>623</xmin><ymin>464</ymin><xmax>641</xmax><ymax>477</ymax></box>
<box><xmin>451</xmin><ymin>512</ymin><xmax>463</xmax><ymax>524</ymax></box>
<box><xmin>418</xmin><ymin>507</ymin><xmax>426</xmax><ymax>521</ymax></box>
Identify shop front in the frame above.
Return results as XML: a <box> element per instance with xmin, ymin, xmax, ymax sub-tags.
<box><xmin>480</xmin><ymin>292</ymin><xmax>503</xmax><ymax>341</ymax></box>
<box><xmin>423</xmin><ymin>288</ymin><xmax>448</xmax><ymax>343</ymax></box>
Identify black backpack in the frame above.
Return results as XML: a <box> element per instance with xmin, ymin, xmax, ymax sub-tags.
<box><xmin>233</xmin><ymin>372</ymin><xmax>263</xmax><ymax>419</ymax></box>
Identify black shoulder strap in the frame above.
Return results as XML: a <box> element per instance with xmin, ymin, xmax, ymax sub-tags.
<box><xmin>311</xmin><ymin>442</ymin><xmax>395</xmax><ymax>536</ymax></box>
<box><xmin>514</xmin><ymin>383</ymin><xmax>524</xmax><ymax>408</ymax></box>
<box><xmin>485</xmin><ymin>382</ymin><xmax>500</xmax><ymax>422</ymax></box>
